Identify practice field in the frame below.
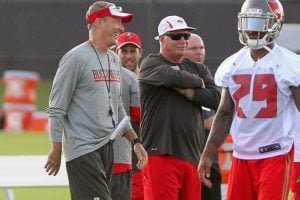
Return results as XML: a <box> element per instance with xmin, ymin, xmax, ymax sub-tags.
<box><xmin>0</xmin><ymin>80</ymin><xmax>52</xmax><ymax>111</ymax></box>
<box><xmin>0</xmin><ymin>131</ymin><xmax>70</xmax><ymax>200</ymax></box>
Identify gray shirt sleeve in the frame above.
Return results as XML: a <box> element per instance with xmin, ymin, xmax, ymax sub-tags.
<box><xmin>48</xmin><ymin>51</ymin><xmax>82</xmax><ymax>142</ymax></box>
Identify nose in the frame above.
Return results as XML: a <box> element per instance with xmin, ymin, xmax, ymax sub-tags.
<box><xmin>124</xmin><ymin>52</ymin><xmax>131</xmax><ymax>59</ymax></box>
<box><xmin>247</xmin><ymin>31</ymin><xmax>259</xmax><ymax>39</ymax></box>
<box><xmin>118</xmin><ymin>23</ymin><xmax>124</xmax><ymax>33</ymax></box>
<box><xmin>179</xmin><ymin>36</ymin><xmax>186</xmax><ymax>41</ymax></box>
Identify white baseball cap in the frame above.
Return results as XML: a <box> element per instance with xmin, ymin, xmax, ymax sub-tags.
<box><xmin>154</xmin><ymin>15</ymin><xmax>196</xmax><ymax>40</ymax></box>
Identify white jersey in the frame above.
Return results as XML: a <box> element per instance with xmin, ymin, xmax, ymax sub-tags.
<box><xmin>215</xmin><ymin>44</ymin><xmax>300</xmax><ymax>159</ymax></box>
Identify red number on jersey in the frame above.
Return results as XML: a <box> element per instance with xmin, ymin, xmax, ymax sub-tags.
<box><xmin>232</xmin><ymin>74</ymin><xmax>251</xmax><ymax>118</ymax></box>
<box><xmin>232</xmin><ymin>74</ymin><xmax>277</xmax><ymax>118</ymax></box>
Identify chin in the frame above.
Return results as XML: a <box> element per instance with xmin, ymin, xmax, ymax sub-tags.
<box><xmin>111</xmin><ymin>39</ymin><xmax>117</xmax><ymax>46</ymax></box>
<box><xmin>126</xmin><ymin>66</ymin><xmax>134</xmax><ymax>71</ymax></box>
<box><xmin>177</xmin><ymin>51</ymin><xmax>185</xmax><ymax>57</ymax></box>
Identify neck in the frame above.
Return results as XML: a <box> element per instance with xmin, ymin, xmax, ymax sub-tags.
<box><xmin>161</xmin><ymin>51</ymin><xmax>183</xmax><ymax>64</ymax></box>
<box><xmin>89</xmin><ymin>31</ymin><xmax>109</xmax><ymax>53</ymax></box>
<box><xmin>133</xmin><ymin>67</ymin><xmax>140</xmax><ymax>76</ymax></box>
<box><xmin>250</xmin><ymin>43</ymin><xmax>274</xmax><ymax>61</ymax></box>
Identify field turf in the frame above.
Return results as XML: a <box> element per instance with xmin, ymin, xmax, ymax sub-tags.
<box><xmin>0</xmin><ymin>78</ymin><xmax>70</xmax><ymax>200</ymax></box>
<box><xmin>0</xmin><ymin>131</ymin><xmax>70</xmax><ymax>200</ymax></box>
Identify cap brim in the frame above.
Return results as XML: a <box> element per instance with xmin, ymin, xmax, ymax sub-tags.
<box><xmin>111</xmin><ymin>12</ymin><xmax>133</xmax><ymax>23</ymax></box>
<box><xmin>117</xmin><ymin>42</ymin><xmax>141</xmax><ymax>49</ymax></box>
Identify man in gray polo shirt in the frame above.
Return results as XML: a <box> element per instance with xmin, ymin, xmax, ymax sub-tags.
<box><xmin>44</xmin><ymin>2</ymin><xmax>147</xmax><ymax>200</ymax></box>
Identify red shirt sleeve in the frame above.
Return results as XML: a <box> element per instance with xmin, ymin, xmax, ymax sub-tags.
<box><xmin>130</xmin><ymin>106</ymin><xmax>141</xmax><ymax>125</ymax></box>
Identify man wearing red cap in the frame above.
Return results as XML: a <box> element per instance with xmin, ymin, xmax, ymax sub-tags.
<box><xmin>116</xmin><ymin>32</ymin><xmax>142</xmax><ymax>75</ymax></box>
<box><xmin>111</xmin><ymin>32</ymin><xmax>143</xmax><ymax>200</ymax></box>
<box><xmin>44</xmin><ymin>2</ymin><xmax>147</xmax><ymax>200</ymax></box>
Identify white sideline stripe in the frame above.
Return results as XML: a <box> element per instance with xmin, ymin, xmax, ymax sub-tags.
<box><xmin>221</xmin><ymin>184</ymin><xmax>227</xmax><ymax>200</ymax></box>
<box><xmin>0</xmin><ymin>155</ymin><xmax>68</xmax><ymax>188</ymax></box>
<box><xmin>0</xmin><ymin>155</ymin><xmax>228</xmax><ymax>199</ymax></box>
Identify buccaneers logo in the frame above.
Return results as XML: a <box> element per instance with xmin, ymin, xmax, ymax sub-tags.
<box><xmin>267</xmin><ymin>0</ymin><xmax>284</xmax><ymax>20</ymax></box>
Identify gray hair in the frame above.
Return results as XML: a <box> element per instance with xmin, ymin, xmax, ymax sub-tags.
<box><xmin>86</xmin><ymin>1</ymin><xmax>115</xmax><ymax>30</ymax></box>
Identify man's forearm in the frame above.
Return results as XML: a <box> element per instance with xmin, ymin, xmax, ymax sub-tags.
<box><xmin>175</xmin><ymin>88</ymin><xmax>195</xmax><ymax>100</ymax></box>
<box><xmin>169</xmin><ymin>65</ymin><xmax>205</xmax><ymax>89</ymax></box>
<box><xmin>51</xmin><ymin>142</ymin><xmax>62</xmax><ymax>151</ymax></box>
<box><xmin>123</xmin><ymin>129</ymin><xmax>139</xmax><ymax>143</ymax></box>
<box><xmin>203</xmin><ymin>88</ymin><xmax>234</xmax><ymax>156</ymax></box>
<box><xmin>291</xmin><ymin>86</ymin><xmax>300</xmax><ymax>112</ymax></box>
<box><xmin>202</xmin><ymin>109</ymin><xmax>232</xmax><ymax>159</ymax></box>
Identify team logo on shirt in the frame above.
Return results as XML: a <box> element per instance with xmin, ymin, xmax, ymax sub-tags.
<box><xmin>92</xmin><ymin>69</ymin><xmax>120</xmax><ymax>82</ymax></box>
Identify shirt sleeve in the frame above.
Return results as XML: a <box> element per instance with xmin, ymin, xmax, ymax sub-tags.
<box><xmin>275</xmin><ymin>49</ymin><xmax>300</xmax><ymax>91</ymax></box>
<box><xmin>190</xmin><ymin>63</ymin><xmax>221</xmax><ymax>110</ymax></box>
<box><xmin>47</xmin><ymin>51</ymin><xmax>82</xmax><ymax>142</ymax></box>
<box><xmin>139</xmin><ymin>54</ymin><xmax>204</xmax><ymax>89</ymax></box>
<box><xmin>214</xmin><ymin>54</ymin><xmax>236</xmax><ymax>88</ymax></box>
<box><xmin>130</xmin><ymin>73</ymin><xmax>141</xmax><ymax>125</ymax></box>
<box><xmin>117</xmin><ymin>95</ymin><xmax>133</xmax><ymax>133</ymax></box>
<box><xmin>117</xmin><ymin>60</ymin><xmax>133</xmax><ymax>133</ymax></box>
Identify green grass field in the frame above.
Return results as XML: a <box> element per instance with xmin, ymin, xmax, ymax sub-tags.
<box><xmin>0</xmin><ymin>132</ymin><xmax>70</xmax><ymax>199</ymax></box>
<box><xmin>0</xmin><ymin>80</ymin><xmax>71</xmax><ymax>199</ymax></box>
<box><xmin>0</xmin><ymin>131</ymin><xmax>51</xmax><ymax>155</ymax></box>
<box><xmin>35</xmin><ymin>80</ymin><xmax>53</xmax><ymax>111</ymax></box>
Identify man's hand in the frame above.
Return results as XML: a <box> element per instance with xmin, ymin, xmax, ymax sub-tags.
<box><xmin>171</xmin><ymin>65</ymin><xmax>205</xmax><ymax>99</ymax></box>
<box><xmin>197</xmin><ymin>155</ymin><xmax>213</xmax><ymax>188</ymax></box>
<box><xmin>44</xmin><ymin>142</ymin><xmax>62</xmax><ymax>176</ymax></box>
<box><xmin>122</xmin><ymin>129</ymin><xmax>148</xmax><ymax>169</ymax></box>
<box><xmin>175</xmin><ymin>88</ymin><xmax>195</xmax><ymax>100</ymax></box>
<box><xmin>133</xmin><ymin>143</ymin><xmax>148</xmax><ymax>170</ymax></box>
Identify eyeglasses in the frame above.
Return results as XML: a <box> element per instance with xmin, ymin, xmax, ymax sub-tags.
<box><xmin>164</xmin><ymin>33</ymin><xmax>191</xmax><ymax>41</ymax></box>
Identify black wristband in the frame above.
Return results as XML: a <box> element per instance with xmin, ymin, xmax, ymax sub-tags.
<box><xmin>132</xmin><ymin>137</ymin><xmax>143</xmax><ymax>145</ymax></box>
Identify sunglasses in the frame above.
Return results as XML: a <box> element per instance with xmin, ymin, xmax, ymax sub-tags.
<box><xmin>164</xmin><ymin>33</ymin><xmax>191</xmax><ymax>41</ymax></box>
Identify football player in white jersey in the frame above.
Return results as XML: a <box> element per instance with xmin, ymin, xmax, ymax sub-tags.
<box><xmin>198</xmin><ymin>0</ymin><xmax>300</xmax><ymax>199</ymax></box>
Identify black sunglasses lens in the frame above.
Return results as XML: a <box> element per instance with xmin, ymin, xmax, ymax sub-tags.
<box><xmin>170</xmin><ymin>34</ymin><xmax>182</xmax><ymax>40</ymax></box>
<box><xmin>183</xmin><ymin>33</ymin><xmax>191</xmax><ymax>40</ymax></box>
<box><xmin>166</xmin><ymin>33</ymin><xmax>191</xmax><ymax>40</ymax></box>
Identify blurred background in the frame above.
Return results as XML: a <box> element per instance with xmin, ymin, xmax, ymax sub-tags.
<box><xmin>0</xmin><ymin>0</ymin><xmax>299</xmax><ymax>80</ymax></box>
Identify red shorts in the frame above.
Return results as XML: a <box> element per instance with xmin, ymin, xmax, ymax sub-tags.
<box><xmin>227</xmin><ymin>153</ymin><xmax>292</xmax><ymax>200</ymax></box>
<box><xmin>131</xmin><ymin>171</ymin><xmax>144</xmax><ymax>200</ymax></box>
<box><xmin>290</xmin><ymin>162</ymin><xmax>300</xmax><ymax>200</ymax></box>
<box><xmin>142</xmin><ymin>155</ymin><xmax>201</xmax><ymax>200</ymax></box>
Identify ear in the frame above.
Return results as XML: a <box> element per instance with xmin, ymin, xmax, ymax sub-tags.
<box><xmin>159</xmin><ymin>35</ymin><xmax>166</xmax><ymax>43</ymax></box>
<box><xmin>139</xmin><ymin>49</ymin><xmax>143</xmax><ymax>58</ymax></box>
<box><xmin>95</xmin><ymin>18</ymin><xmax>104</xmax><ymax>28</ymax></box>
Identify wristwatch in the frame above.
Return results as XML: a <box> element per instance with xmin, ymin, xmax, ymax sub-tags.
<box><xmin>133</xmin><ymin>137</ymin><xmax>143</xmax><ymax>145</ymax></box>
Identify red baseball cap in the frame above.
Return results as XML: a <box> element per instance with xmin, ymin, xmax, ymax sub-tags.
<box><xmin>86</xmin><ymin>5</ymin><xmax>133</xmax><ymax>24</ymax></box>
<box><xmin>117</xmin><ymin>32</ymin><xmax>142</xmax><ymax>49</ymax></box>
